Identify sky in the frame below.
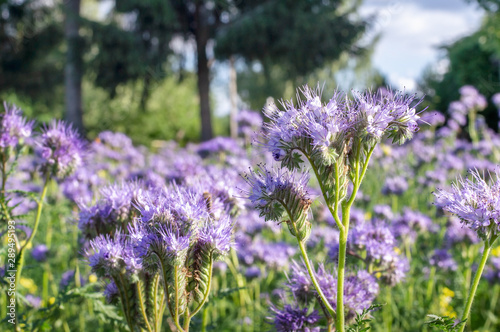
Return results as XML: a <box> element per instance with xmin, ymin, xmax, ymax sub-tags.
<box><xmin>360</xmin><ymin>0</ymin><xmax>485</xmax><ymax>90</ymax></box>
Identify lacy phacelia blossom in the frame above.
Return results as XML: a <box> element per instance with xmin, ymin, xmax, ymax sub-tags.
<box><xmin>87</xmin><ymin>233</ymin><xmax>143</xmax><ymax>280</ymax></box>
<box><xmin>269</xmin><ymin>303</ymin><xmax>321</xmax><ymax>332</ymax></box>
<box><xmin>434</xmin><ymin>169</ymin><xmax>500</xmax><ymax>240</ymax></box>
<box><xmin>236</xmin><ymin>110</ymin><xmax>263</xmax><ymax>137</ymax></box>
<box><xmin>459</xmin><ymin>85</ymin><xmax>487</xmax><ymax>111</ymax></box>
<box><xmin>241</xmin><ymin>165</ymin><xmax>312</xmax><ymax>241</ymax></box>
<box><xmin>259</xmin><ymin>85</ymin><xmax>422</xmax><ymax>166</ymax></box>
<box><xmin>78</xmin><ymin>181</ymin><xmax>143</xmax><ymax>239</ymax></box>
<box><xmin>0</xmin><ymin>102</ymin><xmax>34</xmax><ymax>149</ymax></box>
<box><xmin>36</xmin><ymin>120</ymin><xmax>85</xmax><ymax>179</ymax></box>
<box><xmin>429</xmin><ymin>249</ymin><xmax>457</xmax><ymax>272</ymax></box>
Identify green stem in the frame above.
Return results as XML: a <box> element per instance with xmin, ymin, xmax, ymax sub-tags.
<box><xmin>459</xmin><ymin>241</ymin><xmax>493</xmax><ymax>332</ymax></box>
<box><xmin>156</xmin><ymin>253</ymin><xmax>175</xmax><ymax>319</ymax></box>
<box><xmin>112</xmin><ymin>275</ymin><xmax>135</xmax><ymax>332</ymax></box>
<box><xmin>201</xmin><ymin>307</ymin><xmax>208</xmax><ymax>332</ymax></box>
<box><xmin>468</xmin><ymin>110</ymin><xmax>478</xmax><ymax>144</ymax></box>
<box><xmin>136</xmin><ymin>282</ymin><xmax>154</xmax><ymax>332</ymax></box>
<box><xmin>336</xmin><ymin>142</ymin><xmax>375</xmax><ymax>332</ymax></box>
<box><xmin>336</xmin><ymin>219</ymin><xmax>348</xmax><ymax>332</ymax></box>
<box><xmin>173</xmin><ymin>264</ymin><xmax>185</xmax><ymax>332</ymax></box>
<box><xmin>15</xmin><ymin>173</ymin><xmax>50</xmax><ymax>288</ymax></box>
<box><xmin>297</xmin><ymin>239</ymin><xmax>336</xmax><ymax>317</ymax></box>
<box><xmin>183</xmin><ymin>307</ymin><xmax>190</xmax><ymax>332</ymax></box>
<box><xmin>300</xmin><ymin>148</ymin><xmax>344</xmax><ymax>231</ymax></box>
<box><xmin>426</xmin><ymin>266</ymin><xmax>436</xmax><ymax>302</ymax></box>
<box><xmin>280</xmin><ymin>198</ymin><xmax>336</xmax><ymax>318</ymax></box>
<box><xmin>152</xmin><ymin>274</ymin><xmax>160</xmax><ymax>332</ymax></box>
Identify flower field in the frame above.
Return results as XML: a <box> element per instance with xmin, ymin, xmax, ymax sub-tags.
<box><xmin>2</xmin><ymin>85</ymin><xmax>500</xmax><ymax>331</ymax></box>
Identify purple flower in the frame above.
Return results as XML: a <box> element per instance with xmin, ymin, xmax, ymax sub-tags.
<box><xmin>0</xmin><ymin>102</ymin><xmax>34</xmax><ymax>149</ymax></box>
<box><xmin>269</xmin><ymin>303</ymin><xmax>321</xmax><ymax>332</ymax></box>
<box><xmin>241</xmin><ymin>165</ymin><xmax>311</xmax><ymax>223</ymax></box>
<box><xmin>459</xmin><ymin>85</ymin><xmax>487</xmax><ymax>110</ymax></box>
<box><xmin>381</xmin><ymin>255</ymin><xmax>409</xmax><ymax>286</ymax></box>
<box><xmin>78</xmin><ymin>181</ymin><xmax>143</xmax><ymax>239</ymax></box>
<box><xmin>445</xmin><ymin>215</ymin><xmax>479</xmax><ymax>245</ymax></box>
<box><xmin>60</xmin><ymin>270</ymin><xmax>85</xmax><ymax>289</ymax></box>
<box><xmin>429</xmin><ymin>249</ymin><xmax>457</xmax><ymax>271</ymax></box>
<box><xmin>373</xmin><ymin>204</ymin><xmax>394</xmax><ymax>220</ymax></box>
<box><xmin>382</xmin><ymin>176</ymin><xmax>409</xmax><ymax>195</ymax></box>
<box><xmin>86</xmin><ymin>233</ymin><xmax>142</xmax><ymax>278</ymax></box>
<box><xmin>25</xmin><ymin>294</ymin><xmax>42</xmax><ymax>309</ymax></box>
<box><xmin>103</xmin><ymin>280</ymin><xmax>119</xmax><ymax>303</ymax></box>
<box><xmin>156</xmin><ymin>224</ymin><xmax>191</xmax><ymax>258</ymax></box>
<box><xmin>31</xmin><ymin>244</ymin><xmax>49</xmax><ymax>262</ymax></box>
<box><xmin>434</xmin><ymin>168</ymin><xmax>500</xmax><ymax>241</ymax></box>
<box><xmin>245</xmin><ymin>266</ymin><xmax>262</xmax><ymax>279</ymax></box>
<box><xmin>197</xmin><ymin>137</ymin><xmax>243</xmax><ymax>157</ymax></box>
<box><xmin>350</xmin><ymin>222</ymin><xmax>397</xmax><ymax>262</ymax></box>
<box><xmin>492</xmin><ymin>93</ymin><xmax>500</xmax><ymax>108</ymax></box>
<box><xmin>199</xmin><ymin>215</ymin><xmax>234</xmax><ymax>255</ymax></box>
<box><xmin>237</xmin><ymin>110</ymin><xmax>263</xmax><ymax>137</ymax></box>
<box><xmin>36</xmin><ymin>120</ymin><xmax>85</xmax><ymax>179</ymax></box>
<box><xmin>287</xmin><ymin>261</ymin><xmax>379</xmax><ymax>318</ymax></box>
<box><xmin>237</xmin><ymin>236</ymin><xmax>296</xmax><ymax>270</ymax></box>
<box><xmin>391</xmin><ymin>208</ymin><xmax>436</xmax><ymax>243</ymax></box>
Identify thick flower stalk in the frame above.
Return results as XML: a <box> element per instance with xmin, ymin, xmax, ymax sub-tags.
<box><xmin>434</xmin><ymin>168</ymin><xmax>500</xmax><ymax>331</ymax></box>
<box><xmin>245</xmin><ymin>84</ymin><xmax>423</xmax><ymax>331</ymax></box>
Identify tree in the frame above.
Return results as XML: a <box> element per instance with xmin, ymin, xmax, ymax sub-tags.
<box><xmin>420</xmin><ymin>30</ymin><xmax>500</xmax><ymax>128</ymax></box>
<box><xmin>0</xmin><ymin>1</ymin><xmax>64</xmax><ymax>113</ymax></box>
<box><xmin>64</xmin><ymin>0</ymin><xmax>84</xmax><ymax>133</ymax></box>
<box><xmin>214</xmin><ymin>0</ymin><xmax>368</xmax><ymax>108</ymax></box>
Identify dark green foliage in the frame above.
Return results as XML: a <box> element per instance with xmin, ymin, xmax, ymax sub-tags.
<box><xmin>0</xmin><ymin>0</ymin><xmax>65</xmax><ymax>113</ymax></box>
<box><xmin>425</xmin><ymin>315</ymin><xmax>466</xmax><ymax>332</ymax></box>
<box><xmin>347</xmin><ymin>304</ymin><xmax>384</xmax><ymax>332</ymax></box>
<box><xmin>421</xmin><ymin>23</ymin><xmax>500</xmax><ymax>129</ymax></box>
<box><xmin>87</xmin><ymin>0</ymin><xmax>174</xmax><ymax>100</ymax></box>
<box><xmin>215</xmin><ymin>0</ymin><xmax>367</xmax><ymax>78</ymax></box>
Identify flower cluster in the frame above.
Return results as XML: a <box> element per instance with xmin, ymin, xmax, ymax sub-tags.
<box><xmin>36</xmin><ymin>120</ymin><xmax>85</xmax><ymax>179</ymax></box>
<box><xmin>0</xmin><ymin>102</ymin><xmax>34</xmax><ymax>149</ymax></box>
<box><xmin>269</xmin><ymin>302</ymin><xmax>321</xmax><ymax>332</ymax></box>
<box><xmin>241</xmin><ymin>164</ymin><xmax>312</xmax><ymax>241</ymax></box>
<box><xmin>434</xmin><ymin>168</ymin><xmax>500</xmax><ymax>241</ymax></box>
<box><xmin>260</xmin><ymin>85</ymin><xmax>422</xmax><ymax>168</ymax></box>
<box><xmin>79</xmin><ymin>181</ymin><xmax>144</xmax><ymax>239</ymax></box>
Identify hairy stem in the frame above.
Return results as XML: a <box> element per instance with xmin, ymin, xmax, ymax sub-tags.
<box><xmin>136</xmin><ymin>281</ymin><xmax>154</xmax><ymax>332</ymax></box>
<box><xmin>459</xmin><ymin>240</ymin><xmax>494</xmax><ymax>332</ymax></box>
<box><xmin>280</xmin><ymin>199</ymin><xmax>336</xmax><ymax>317</ymax></box>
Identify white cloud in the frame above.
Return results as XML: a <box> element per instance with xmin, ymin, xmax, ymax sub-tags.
<box><xmin>360</xmin><ymin>0</ymin><xmax>484</xmax><ymax>90</ymax></box>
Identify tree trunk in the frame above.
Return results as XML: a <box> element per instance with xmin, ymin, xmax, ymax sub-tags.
<box><xmin>195</xmin><ymin>4</ymin><xmax>213</xmax><ymax>142</ymax></box>
<box><xmin>64</xmin><ymin>0</ymin><xmax>84</xmax><ymax>134</ymax></box>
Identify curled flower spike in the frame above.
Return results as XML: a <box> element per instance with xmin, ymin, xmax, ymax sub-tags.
<box><xmin>434</xmin><ymin>168</ymin><xmax>500</xmax><ymax>242</ymax></box>
<box><xmin>198</xmin><ymin>215</ymin><xmax>234</xmax><ymax>256</ymax></box>
<box><xmin>241</xmin><ymin>164</ymin><xmax>312</xmax><ymax>241</ymax></box>
<box><xmin>36</xmin><ymin>120</ymin><xmax>85</xmax><ymax>180</ymax></box>
<box><xmin>87</xmin><ymin>233</ymin><xmax>142</xmax><ymax>279</ymax></box>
